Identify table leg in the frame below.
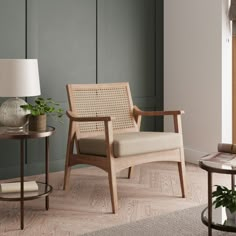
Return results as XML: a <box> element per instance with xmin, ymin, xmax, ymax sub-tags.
<box><xmin>231</xmin><ymin>174</ymin><xmax>235</xmax><ymax>190</ymax></box>
<box><xmin>208</xmin><ymin>171</ymin><xmax>212</xmax><ymax>236</ymax></box>
<box><xmin>20</xmin><ymin>139</ymin><xmax>24</xmax><ymax>230</ymax></box>
<box><xmin>45</xmin><ymin>137</ymin><xmax>49</xmax><ymax>210</ymax></box>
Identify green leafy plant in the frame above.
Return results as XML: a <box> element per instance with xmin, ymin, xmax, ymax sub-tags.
<box><xmin>212</xmin><ymin>185</ymin><xmax>236</xmax><ymax>213</ymax></box>
<box><xmin>20</xmin><ymin>97</ymin><xmax>64</xmax><ymax>118</ymax></box>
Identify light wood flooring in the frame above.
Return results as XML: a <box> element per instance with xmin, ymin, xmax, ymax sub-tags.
<box><xmin>0</xmin><ymin>162</ymin><xmax>232</xmax><ymax>235</ymax></box>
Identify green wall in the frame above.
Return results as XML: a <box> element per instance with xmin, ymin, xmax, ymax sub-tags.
<box><xmin>0</xmin><ymin>0</ymin><xmax>163</xmax><ymax>179</ymax></box>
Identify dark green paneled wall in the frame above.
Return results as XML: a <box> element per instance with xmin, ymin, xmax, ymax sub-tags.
<box><xmin>0</xmin><ymin>0</ymin><xmax>163</xmax><ymax>179</ymax></box>
<box><xmin>26</xmin><ymin>0</ymin><xmax>96</xmax><ymax>177</ymax></box>
<box><xmin>0</xmin><ymin>0</ymin><xmax>25</xmax><ymax>58</ymax></box>
<box><xmin>0</xmin><ymin>0</ymin><xmax>25</xmax><ymax>179</ymax></box>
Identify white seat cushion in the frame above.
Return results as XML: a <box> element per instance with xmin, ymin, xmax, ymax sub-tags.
<box><xmin>79</xmin><ymin>132</ymin><xmax>182</xmax><ymax>158</ymax></box>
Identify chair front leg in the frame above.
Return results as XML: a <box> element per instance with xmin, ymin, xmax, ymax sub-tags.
<box><xmin>178</xmin><ymin>147</ymin><xmax>186</xmax><ymax>198</ymax></box>
<box><xmin>104</xmin><ymin>119</ymin><xmax>118</xmax><ymax>213</ymax></box>
<box><xmin>108</xmin><ymin>165</ymin><xmax>118</xmax><ymax>213</ymax></box>
<box><xmin>128</xmin><ymin>167</ymin><xmax>134</xmax><ymax>179</ymax></box>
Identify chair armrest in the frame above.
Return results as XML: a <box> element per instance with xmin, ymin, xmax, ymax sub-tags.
<box><xmin>133</xmin><ymin>106</ymin><xmax>184</xmax><ymax>117</ymax></box>
<box><xmin>67</xmin><ymin>110</ymin><xmax>114</xmax><ymax>122</ymax></box>
<box><xmin>67</xmin><ymin>110</ymin><xmax>114</xmax><ymax>158</ymax></box>
<box><xmin>133</xmin><ymin>106</ymin><xmax>184</xmax><ymax>133</ymax></box>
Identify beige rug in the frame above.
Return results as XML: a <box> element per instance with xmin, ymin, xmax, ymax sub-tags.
<box><xmin>0</xmin><ymin>163</ymin><xmax>233</xmax><ymax>235</ymax></box>
<box><xmin>81</xmin><ymin>205</ymin><xmax>236</xmax><ymax>236</ymax></box>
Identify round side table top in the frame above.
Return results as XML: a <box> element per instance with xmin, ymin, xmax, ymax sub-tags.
<box><xmin>0</xmin><ymin>126</ymin><xmax>55</xmax><ymax>139</ymax></box>
<box><xmin>199</xmin><ymin>152</ymin><xmax>236</xmax><ymax>175</ymax></box>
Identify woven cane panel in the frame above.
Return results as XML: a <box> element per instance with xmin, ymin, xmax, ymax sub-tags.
<box><xmin>71</xmin><ymin>87</ymin><xmax>135</xmax><ymax>133</ymax></box>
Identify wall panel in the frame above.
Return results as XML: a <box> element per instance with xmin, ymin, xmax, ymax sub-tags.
<box><xmin>25</xmin><ymin>0</ymin><xmax>96</xmax><ymax>175</ymax></box>
<box><xmin>0</xmin><ymin>0</ymin><xmax>26</xmax><ymax>179</ymax></box>
<box><xmin>98</xmin><ymin>0</ymin><xmax>162</xmax><ymax>131</ymax></box>
<box><xmin>0</xmin><ymin>0</ymin><xmax>25</xmax><ymax>58</ymax></box>
<box><xmin>98</xmin><ymin>0</ymin><xmax>155</xmax><ymax>97</ymax></box>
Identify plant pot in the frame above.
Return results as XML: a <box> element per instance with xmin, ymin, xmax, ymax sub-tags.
<box><xmin>226</xmin><ymin>208</ymin><xmax>236</xmax><ymax>222</ymax></box>
<box><xmin>29</xmin><ymin>114</ymin><xmax>47</xmax><ymax>132</ymax></box>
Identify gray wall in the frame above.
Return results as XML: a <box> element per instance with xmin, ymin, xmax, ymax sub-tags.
<box><xmin>0</xmin><ymin>0</ymin><xmax>163</xmax><ymax>179</ymax></box>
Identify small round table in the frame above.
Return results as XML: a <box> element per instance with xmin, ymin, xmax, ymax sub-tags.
<box><xmin>0</xmin><ymin>126</ymin><xmax>55</xmax><ymax>230</ymax></box>
<box><xmin>199</xmin><ymin>152</ymin><xmax>236</xmax><ymax>236</ymax></box>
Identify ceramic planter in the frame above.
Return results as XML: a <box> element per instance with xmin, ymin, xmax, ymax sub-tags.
<box><xmin>29</xmin><ymin>114</ymin><xmax>47</xmax><ymax>131</ymax></box>
<box><xmin>226</xmin><ymin>208</ymin><xmax>236</xmax><ymax>223</ymax></box>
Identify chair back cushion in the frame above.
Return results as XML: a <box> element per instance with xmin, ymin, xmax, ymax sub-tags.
<box><xmin>67</xmin><ymin>83</ymin><xmax>138</xmax><ymax>135</ymax></box>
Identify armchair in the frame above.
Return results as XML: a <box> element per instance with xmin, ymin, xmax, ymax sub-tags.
<box><xmin>64</xmin><ymin>82</ymin><xmax>186</xmax><ymax>213</ymax></box>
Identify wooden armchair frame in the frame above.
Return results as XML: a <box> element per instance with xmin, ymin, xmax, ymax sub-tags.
<box><xmin>64</xmin><ymin>82</ymin><xmax>186</xmax><ymax>213</ymax></box>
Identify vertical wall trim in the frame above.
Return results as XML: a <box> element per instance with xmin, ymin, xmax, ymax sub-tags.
<box><xmin>25</xmin><ymin>0</ymin><xmax>28</xmax><ymax>164</ymax></box>
<box><xmin>25</xmin><ymin>0</ymin><xmax>27</xmax><ymax>59</ymax></box>
<box><xmin>96</xmin><ymin>0</ymin><xmax>98</xmax><ymax>84</ymax></box>
<box><xmin>154</xmin><ymin>0</ymin><xmax>157</xmax><ymax>97</ymax></box>
<box><xmin>233</xmin><ymin>36</ymin><xmax>236</xmax><ymax>143</ymax></box>
<box><xmin>155</xmin><ymin>0</ymin><xmax>164</xmax><ymax>131</ymax></box>
<box><xmin>154</xmin><ymin>0</ymin><xmax>158</xmax><ymax>131</ymax></box>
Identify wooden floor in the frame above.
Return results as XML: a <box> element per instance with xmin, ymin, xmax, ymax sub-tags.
<box><xmin>0</xmin><ymin>162</ymin><xmax>232</xmax><ymax>235</ymax></box>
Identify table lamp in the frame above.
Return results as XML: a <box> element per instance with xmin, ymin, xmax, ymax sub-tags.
<box><xmin>0</xmin><ymin>59</ymin><xmax>41</xmax><ymax>131</ymax></box>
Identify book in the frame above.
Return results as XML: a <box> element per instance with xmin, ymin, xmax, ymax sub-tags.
<box><xmin>0</xmin><ymin>181</ymin><xmax>38</xmax><ymax>193</ymax></box>
<box><xmin>201</xmin><ymin>152</ymin><xmax>236</xmax><ymax>168</ymax></box>
<box><xmin>218</xmin><ymin>143</ymin><xmax>236</xmax><ymax>154</ymax></box>
<box><xmin>199</xmin><ymin>143</ymin><xmax>236</xmax><ymax>168</ymax></box>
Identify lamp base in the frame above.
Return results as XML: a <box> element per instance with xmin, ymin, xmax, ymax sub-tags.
<box><xmin>0</xmin><ymin>97</ymin><xmax>29</xmax><ymax>132</ymax></box>
<box><xmin>5</xmin><ymin>126</ymin><xmax>26</xmax><ymax>133</ymax></box>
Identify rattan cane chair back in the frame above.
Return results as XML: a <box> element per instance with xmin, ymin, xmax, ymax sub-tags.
<box><xmin>67</xmin><ymin>83</ymin><xmax>138</xmax><ymax>136</ymax></box>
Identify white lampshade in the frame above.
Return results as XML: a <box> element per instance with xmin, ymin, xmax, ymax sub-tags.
<box><xmin>0</xmin><ymin>59</ymin><xmax>41</xmax><ymax>131</ymax></box>
<box><xmin>0</xmin><ymin>59</ymin><xmax>41</xmax><ymax>97</ymax></box>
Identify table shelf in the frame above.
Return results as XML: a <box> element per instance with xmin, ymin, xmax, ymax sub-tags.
<box><xmin>201</xmin><ymin>206</ymin><xmax>236</xmax><ymax>233</ymax></box>
<box><xmin>0</xmin><ymin>181</ymin><xmax>53</xmax><ymax>201</ymax></box>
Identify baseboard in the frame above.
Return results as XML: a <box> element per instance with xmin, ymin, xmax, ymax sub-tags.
<box><xmin>0</xmin><ymin>159</ymin><xmax>87</xmax><ymax>180</ymax></box>
<box><xmin>184</xmin><ymin>147</ymin><xmax>208</xmax><ymax>165</ymax></box>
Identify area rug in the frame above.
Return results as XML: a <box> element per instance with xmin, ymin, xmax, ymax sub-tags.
<box><xmin>81</xmin><ymin>205</ymin><xmax>235</xmax><ymax>236</ymax></box>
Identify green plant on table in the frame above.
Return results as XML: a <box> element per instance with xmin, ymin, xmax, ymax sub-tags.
<box><xmin>20</xmin><ymin>97</ymin><xmax>64</xmax><ymax>119</ymax></box>
<box><xmin>212</xmin><ymin>185</ymin><xmax>236</xmax><ymax>213</ymax></box>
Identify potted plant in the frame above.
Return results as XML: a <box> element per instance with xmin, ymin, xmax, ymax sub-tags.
<box><xmin>21</xmin><ymin>97</ymin><xmax>64</xmax><ymax>131</ymax></box>
<box><xmin>212</xmin><ymin>185</ymin><xmax>236</xmax><ymax>220</ymax></box>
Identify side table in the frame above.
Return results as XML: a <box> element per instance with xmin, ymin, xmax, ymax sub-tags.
<box><xmin>199</xmin><ymin>152</ymin><xmax>236</xmax><ymax>236</ymax></box>
<box><xmin>0</xmin><ymin>126</ymin><xmax>55</xmax><ymax>230</ymax></box>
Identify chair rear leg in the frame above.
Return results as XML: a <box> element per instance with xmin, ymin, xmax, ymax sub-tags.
<box><xmin>128</xmin><ymin>167</ymin><xmax>134</xmax><ymax>179</ymax></box>
<box><xmin>108</xmin><ymin>168</ymin><xmax>118</xmax><ymax>213</ymax></box>
<box><xmin>64</xmin><ymin>121</ymin><xmax>74</xmax><ymax>191</ymax></box>
<box><xmin>63</xmin><ymin>144</ymin><xmax>71</xmax><ymax>190</ymax></box>
<box><xmin>178</xmin><ymin>148</ymin><xmax>187</xmax><ymax>198</ymax></box>
<box><xmin>63</xmin><ymin>165</ymin><xmax>71</xmax><ymax>190</ymax></box>
<box><xmin>63</xmin><ymin>144</ymin><xmax>72</xmax><ymax>190</ymax></box>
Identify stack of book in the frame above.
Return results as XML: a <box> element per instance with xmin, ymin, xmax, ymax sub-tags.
<box><xmin>201</xmin><ymin>143</ymin><xmax>236</xmax><ymax>169</ymax></box>
<box><xmin>0</xmin><ymin>181</ymin><xmax>38</xmax><ymax>197</ymax></box>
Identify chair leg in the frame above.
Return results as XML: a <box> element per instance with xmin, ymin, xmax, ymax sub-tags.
<box><xmin>63</xmin><ymin>144</ymin><xmax>72</xmax><ymax>190</ymax></box>
<box><xmin>108</xmin><ymin>168</ymin><xmax>118</xmax><ymax>213</ymax></box>
<box><xmin>63</xmin><ymin>165</ymin><xmax>71</xmax><ymax>190</ymax></box>
<box><xmin>64</xmin><ymin>122</ymin><xmax>74</xmax><ymax>191</ymax></box>
<box><xmin>178</xmin><ymin>159</ymin><xmax>187</xmax><ymax>198</ymax></box>
<box><xmin>128</xmin><ymin>167</ymin><xmax>134</xmax><ymax>179</ymax></box>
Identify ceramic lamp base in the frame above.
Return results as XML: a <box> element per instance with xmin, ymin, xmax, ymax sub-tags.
<box><xmin>0</xmin><ymin>97</ymin><xmax>29</xmax><ymax>132</ymax></box>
